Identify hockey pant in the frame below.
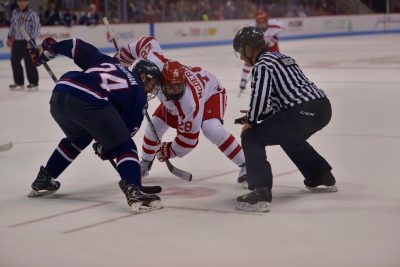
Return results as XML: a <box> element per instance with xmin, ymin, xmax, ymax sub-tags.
<box><xmin>142</xmin><ymin>92</ymin><xmax>244</xmax><ymax>166</ymax></box>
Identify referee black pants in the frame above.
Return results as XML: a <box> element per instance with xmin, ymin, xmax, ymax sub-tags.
<box><xmin>241</xmin><ymin>97</ymin><xmax>332</xmax><ymax>191</ymax></box>
<box><xmin>10</xmin><ymin>40</ymin><xmax>38</xmax><ymax>85</ymax></box>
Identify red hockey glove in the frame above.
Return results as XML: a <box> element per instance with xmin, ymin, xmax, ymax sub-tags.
<box><xmin>156</xmin><ymin>142</ymin><xmax>176</xmax><ymax>162</ymax></box>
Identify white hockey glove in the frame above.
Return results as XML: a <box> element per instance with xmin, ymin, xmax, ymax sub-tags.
<box><xmin>156</xmin><ymin>142</ymin><xmax>176</xmax><ymax>162</ymax></box>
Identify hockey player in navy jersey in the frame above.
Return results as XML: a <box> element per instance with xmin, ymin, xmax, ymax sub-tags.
<box><xmin>28</xmin><ymin>37</ymin><xmax>162</xmax><ymax>211</ymax></box>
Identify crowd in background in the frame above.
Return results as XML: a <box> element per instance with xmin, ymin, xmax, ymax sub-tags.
<box><xmin>0</xmin><ymin>0</ymin><xmax>99</xmax><ymax>27</ymax></box>
<box><xmin>1</xmin><ymin>0</ymin><xmax>400</xmax><ymax>27</ymax></box>
<box><xmin>126</xmin><ymin>0</ymin><xmax>340</xmax><ymax>23</ymax></box>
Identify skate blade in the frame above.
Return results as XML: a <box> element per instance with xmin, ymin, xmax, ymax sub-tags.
<box><xmin>306</xmin><ymin>185</ymin><xmax>338</xmax><ymax>192</ymax></box>
<box><xmin>130</xmin><ymin>200</ymin><xmax>163</xmax><ymax>212</ymax></box>
<box><xmin>28</xmin><ymin>189</ymin><xmax>58</xmax><ymax>197</ymax></box>
<box><xmin>236</xmin><ymin>201</ymin><xmax>271</xmax><ymax>213</ymax></box>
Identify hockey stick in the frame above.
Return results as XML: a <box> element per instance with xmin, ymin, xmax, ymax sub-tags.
<box><xmin>20</xmin><ymin>27</ymin><xmax>58</xmax><ymax>83</ymax></box>
<box><xmin>20</xmin><ymin>27</ymin><xmax>162</xmax><ymax>194</ymax></box>
<box><xmin>0</xmin><ymin>142</ymin><xmax>13</xmax><ymax>152</ymax></box>
<box><xmin>103</xmin><ymin>17</ymin><xmax>192</xmax><ymax>181</ymax></box>
<box><xmin>108</xmin><ymin>159</ymin><xmax>162</xmax><ymax>194</ymax></box>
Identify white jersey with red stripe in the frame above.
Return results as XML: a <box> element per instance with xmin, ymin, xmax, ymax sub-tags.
<box><xmin>123</xmin><ymin>36</ymin><xmax>223</xmax><ymax>157</ymax></box>
<box><xmin>263</xmin><ymin>18</ymin><xmax>285</xmax><ymax>40</ymax></box>
<box><xmin>121</xmin><ymin>36</ymin><xmax>166</xmax><ymax>70</ymax></box>
<box><xmin>156</xmin><ymin>67</ymin><xmax>223</xmax><ymax>157</ymax></box>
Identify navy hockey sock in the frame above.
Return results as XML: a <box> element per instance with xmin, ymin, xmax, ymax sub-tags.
<box><xmin>116</xmin><ymin>150</ymin><xmax>141</xmax><ymax>187</ymax></box>
<box><xmin>45</xmin><ymin>137</ymin><xmax>91</xmax><ymax>178</ymax></box>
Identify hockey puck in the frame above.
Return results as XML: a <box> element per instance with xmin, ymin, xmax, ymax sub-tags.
<box><xmin>141</xmin><ymin>185</ymin><xmax>162</xmax><ymax>194</ymax></box>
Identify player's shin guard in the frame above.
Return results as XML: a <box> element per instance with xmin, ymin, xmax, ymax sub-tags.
<box><xmin>141</xmin><ymin>117</ymin><xmax>169</xmax><ymax>162</ymax></box>
<box><xmin>115</xmin><ymin>144</ymin><xmax>142</xmax><ymax>187</ymax></box>
<box><xmin>45</xmin><ymin>137</ymin><xmax>91</xmax><ymax>178</ymax></box>
<box><xmin>202</xmin><ymin>120</ymin><xmax>246</xmax><ymax>183</ymax></box>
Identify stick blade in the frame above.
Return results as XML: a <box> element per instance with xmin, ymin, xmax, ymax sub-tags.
<box><xmin>166</xmin><ymin>160</ymin><xmax>192</xmax><ymax>181</ymax></box>
<box><xmin>0</xmin><ymin>142</ymin><xmax>13</xmax><ymax>152</ymax></box>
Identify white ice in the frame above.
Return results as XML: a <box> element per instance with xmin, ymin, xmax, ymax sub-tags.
<box><xmin>0</xmin><ymin>34</ymin><xmax>399</xmax><ymax>267</ymax></box>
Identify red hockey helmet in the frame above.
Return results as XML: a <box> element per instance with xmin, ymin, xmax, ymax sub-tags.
<box><xmin>161</xmin><ymin>61</ymin><xmax>186</xmax><ymax>101</ymax></box>
<box><xmin>255</xmin><ymin>11</ymin><xmax>269</xmax><ymax>24</ymax></box>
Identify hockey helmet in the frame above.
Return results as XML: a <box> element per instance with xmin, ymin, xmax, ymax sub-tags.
<box><xmin>233</xmin><ymin>26</ymin><xmax>265</xmax><ymax>55</ymax></box>
<box><xmin>132</xmin><ymin>59</ymin><xmax>161</xmax><ymax>100</ymax></box>
<box><xmin>161</xmin><ymin>61</ymin><xmax>186</xmax><ymax>101</ymax></box>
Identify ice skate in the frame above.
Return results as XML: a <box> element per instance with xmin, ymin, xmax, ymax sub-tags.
<box><xmin>26</xmin><ymin>83</ymin><xmax>39</xmax><ymax>91</ymax></box>
<box><xmin>239</xmin><ymin>79</ymin><xmax>247</xmax><ymax>90</ymax></box>
<box><xmin>9</xmin><ymin>84</ymin><xmax>24</xmax><ymax>91</ymax></box>
<box><xmin>119</xmin><ymin>180</ymin><xmax>162</xmax><ymax>211</ymax></box>
<box><xmin>236</xmin><ymin>187</ymin><xmax>272</xmax><ymax>212</ymax></box>
<box><xmin>304</xmin><ymin>172</ymin><xmax>338</xmax><ymax>192</ymax></box>
<box><xmin>28</xmin><ymin>166</ymin><xmax>60</xmax><ymax>197</ymax></box>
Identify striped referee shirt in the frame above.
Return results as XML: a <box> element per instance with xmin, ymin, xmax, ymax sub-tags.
<box><xmin>8</xmin><ymin>7</ymin><xmax>40</xmax><ymax>40</ymax></box>
<box><xmin>248</xmin><ymin>51</ymin><xmax>326</xmax><ymax>125</ymax></box>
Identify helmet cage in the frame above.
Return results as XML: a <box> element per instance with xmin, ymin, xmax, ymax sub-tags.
<box><xmin>132</xmin><ymin>60</ymin><xmax>161</xmax><ymax>100</ymax></box>
<box><xmin>161</xmin><ymin>61</ymin><xmax>186</xmax><ymax>101</ymax></box>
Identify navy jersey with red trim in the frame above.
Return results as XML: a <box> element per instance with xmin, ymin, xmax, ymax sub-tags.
<box><xmin>51</xmin><ymin>38</ymin><xmax>147</xmax><ymax>135</ymax></box>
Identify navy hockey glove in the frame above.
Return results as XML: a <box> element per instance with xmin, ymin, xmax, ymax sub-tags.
<box><xmin>29</xmin><ymin>37</ymin><xmax>57</xmax><ymax>66</ymax></box>
<box><xmin>156</xmin><ymin>142</ymin><xmax>176</xmax><ymax>162</ymax></box>
<box><xmin>92</xmin><ymin>142</ymin><xmax>108</xmax><ymax>160</ymax></box>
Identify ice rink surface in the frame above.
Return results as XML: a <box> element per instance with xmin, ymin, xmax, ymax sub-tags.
<box><xmin>0</xmin><ymin>34</ymin><xmax>399</xmax><ymax>267</ymax></box>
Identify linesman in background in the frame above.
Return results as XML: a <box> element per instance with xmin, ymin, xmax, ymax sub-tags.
<box><xmin>7</xmin><ymin>0</ymin><xmax>40</xmax><ymax>90</ymax></box>
<box><xmin>233</xmin><ymin>26</ymin><xmax>338</xmax><ymax>213</ymax></box>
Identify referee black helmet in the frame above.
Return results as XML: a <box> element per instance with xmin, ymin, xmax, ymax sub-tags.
<box><xmin>233</xmin><ymin>26</ymin><xmax>265</xmax><ymax>54</ymax></box>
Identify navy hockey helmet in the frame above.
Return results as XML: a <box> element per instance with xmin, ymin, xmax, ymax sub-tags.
<box><xmin>132</xmin><ymin>59</ymin><xmax>161</xmax><ymax>100</ymax></box>
<box><xmin>233</xmin><ymin>26</ymin><xmax>265</xmax><ymax>55</ymax></box>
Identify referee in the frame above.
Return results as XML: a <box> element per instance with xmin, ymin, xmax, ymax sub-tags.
<box><xmin>233</xmin><ymin>26</ymin><xmax>337</xmax><ymax>213</ymax></box>
<box><xmin>7</xmin><ymin>0</ymin><xmax>40</xmax><ymax>91</ymax></box>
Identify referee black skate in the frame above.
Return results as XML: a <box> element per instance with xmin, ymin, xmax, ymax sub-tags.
<box><xmin>233</xmin><ymin>26</ymin><xmax>338</xmax><ymax>213</ymax></box>
<box><xmin>7</xmin><ymin>0</ymin><xmax>40</xmax><ymax>91</ymax></box>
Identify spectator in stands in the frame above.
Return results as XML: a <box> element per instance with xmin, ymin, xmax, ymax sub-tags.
<box><xmin>62</xmin><ymin>9</ymin><xmax>77</xmax><ymax>27</ymax></box>
<box><xmin>43</xmin><ymin>0</ymin><xmax>60</xmax><ymax>25</ymax></box>
<box><xmin>0</xmin><ymin>12</ymin><xmax>9</xmax><ymax>26</ymax></box>
<box><xmin>79</xmin><ymin>4</ymin><xmax>99</xmax><ymax>26</ymax></box>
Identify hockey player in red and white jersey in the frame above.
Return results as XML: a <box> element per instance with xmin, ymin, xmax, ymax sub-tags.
<box><xmin>118</xmin><ymin>36</ymin><xmax>247</xmax><ymax>185</ymax></box>
<box><xmin>239</xmin><ymin>11</ymin><xmax>285</xmax><ymax>93</ymax></box>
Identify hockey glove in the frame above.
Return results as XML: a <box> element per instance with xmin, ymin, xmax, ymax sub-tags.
<box><xmin>29</xmin><ymin>37</ymin><xmax>57</xmax><ymax>66</ymax></box>
<box><xmin>92</xmin><ymin>142</ymin><xmax>108</xmax><ymax>160</ymax></box>
<box><xmin>117</xmin><ymin>47</ymin><xmax>135</xmax><ymax>68</ymax></box>
<box><xmin>156</xmin><ymin>142</ymin><xmax>176</xmax><ymax>162</ymax></box>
